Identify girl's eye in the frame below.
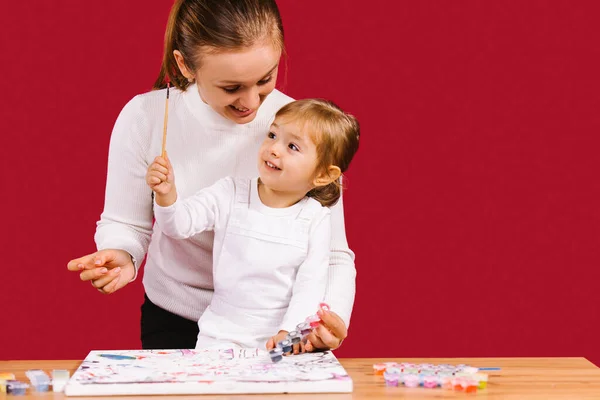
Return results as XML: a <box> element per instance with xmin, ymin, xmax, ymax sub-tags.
<box><xmin>258</xmin><ymin>76</ymin><xmax>272</xmax><ymax>86</ymax></box>
<box><xmin>223</xmin><ymin>86</ymin><xmax>240</xmax><ymax>93</ymax></box>
<box><xmin>268</xmin><ymin>132</ymin><xmax>276</xmax><ymax>139</ymax></box>
<box><xmin>289</xmin><ymin>143</ymin><xmax>299</xmax><ymax>151</ymax></box>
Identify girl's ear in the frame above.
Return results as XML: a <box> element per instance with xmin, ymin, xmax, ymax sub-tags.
<box><xmin>313</xmin><ymin>165</ymin><xmax>341</xmax><ymax>187</ymax></box>
<box><xmin>173</xmin><ymin>50</ymin><xmax>194</xmax><ymax>81</ymax></box>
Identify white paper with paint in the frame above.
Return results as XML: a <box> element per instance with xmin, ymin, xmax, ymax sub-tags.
<box><xmin>64</xmin><ymin>348</ymin><xmax>352</xmax><ymax>396</ymax></box>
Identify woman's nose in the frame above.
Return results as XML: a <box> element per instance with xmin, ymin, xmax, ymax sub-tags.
<box><xmin>241</xmin><ymin>87</ymin><xmax>261</xmax><ymax>110</ymax></box>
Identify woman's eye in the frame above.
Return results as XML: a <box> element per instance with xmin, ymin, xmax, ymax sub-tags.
<box><xmin>223</xmin><ymin>86</ymin><xmax>240</xmax><ymax>93</ymax></box>
<box><xmin>258</xmin><ymin>76</ymin><xmax>272</xmax><ymax>86</ymax></box>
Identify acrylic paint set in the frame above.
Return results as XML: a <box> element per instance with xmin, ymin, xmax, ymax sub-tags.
<box><xmin>269</xmin><ymin>302</ymin><xmax>330</xmax><ymax>362</ymax></box>
<box><xmin>0</xmin><ymin>369</ymin><xmax>70</xmax><ymax>395</ymax></box>
<box><xmin>373</xmin><ymin>362</ymin><xmax>489</xmax><ymax>393</ymax></box>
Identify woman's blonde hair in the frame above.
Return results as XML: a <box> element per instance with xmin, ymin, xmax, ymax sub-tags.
<box><xmin>153</xmin><ymin>0</ymin><xmax>284</xmax><ymax>91</ymax></box>
<box><xmin>275</xmin><ymin>99</ymin><xmax>360</xmax><ymax>207</ymax></box>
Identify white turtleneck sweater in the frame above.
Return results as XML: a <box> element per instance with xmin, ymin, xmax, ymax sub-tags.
<box><xmin>95</xmin><ymin>84</ymin><xmax>356</xmax><ymax>328</ymax></box>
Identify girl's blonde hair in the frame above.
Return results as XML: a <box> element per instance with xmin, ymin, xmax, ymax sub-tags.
<box><xmin>153</xmin><ymin>0</ymin><xmax>284</xmax><ymax>91</ymax></box>
<box><xmin>275</xmin><ymin>99</ymin><xmax>360</xmax><ymax>207</ymax></box>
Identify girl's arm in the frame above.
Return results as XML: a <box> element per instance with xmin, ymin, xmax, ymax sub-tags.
<box><xmin>279</xmin><ymin>211</ymin><xmax>331</xmax><ymax>332</ymax></box>
<box><xmin>153</xmin><ymin>178</ymin><xmax>233</xmax><ymax>239</ymax></box>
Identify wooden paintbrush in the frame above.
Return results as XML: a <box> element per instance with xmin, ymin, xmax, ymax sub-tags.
<box><xmin>161</xmin><ymin>82</ymin><xmax>170</xmax><ymax>158</ymax></box>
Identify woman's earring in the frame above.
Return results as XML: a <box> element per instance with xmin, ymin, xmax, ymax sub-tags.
<box><xmin>187</xmin><ymin>77</ymin><xmax>194</xmax><ymax>83</ymax></box>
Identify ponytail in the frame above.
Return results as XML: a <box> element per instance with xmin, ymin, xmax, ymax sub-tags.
<box><xmin>307</xmin><ymin>178</ymin><xmax>343</xmax><ymax>208</ymax></box>
<box><xmin>153</xmin><ymin>0</ymin><xmax>187</xmax><ymax>90</ymax></box>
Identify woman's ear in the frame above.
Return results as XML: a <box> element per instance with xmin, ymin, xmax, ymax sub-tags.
<box><xmin>313</xmin><ymin>166</ymin><xmax>342</xmax><ymax>187</ymax></box>
<box><xmin>173</xmin><ymin>50</ymin><xmax>194</xmax><ymax>82</ymax></box>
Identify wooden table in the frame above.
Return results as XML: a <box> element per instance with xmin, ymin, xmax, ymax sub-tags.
<box><xmin>1</xmin><ymin>358</ymin><xmax>599</xmax><ymax>399</ymax></box>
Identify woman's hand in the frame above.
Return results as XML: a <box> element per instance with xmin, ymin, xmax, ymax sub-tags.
<box><xmin>67</xmin><ymin>249</ymin><xmax>135</xmax><ymax>294</ymax></box>
<box><xmin>305</xmin><ymin>309</ymin><xmax>348</xmax><ymax>352</ymax></box>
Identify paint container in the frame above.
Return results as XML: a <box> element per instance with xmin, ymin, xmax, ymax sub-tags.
<box><xmin>386</xmin><ymin>367</ymin><xmax>401</xmax><ymax>375</ymax></box>
<box><xmin>25</xmin><ymin>369</ymin><xmax>51</xmax><ymax>392</ymax></box>
<box><xmin>296</xmin><ymin>322</ymin><xmax>312</xmax><ymax>338</ymax></box>
<box><xmin>52</xmin><ymin>370</ymin><xmax>70</xmax><ymax>393</ymax></box>
<box><xmin>474</xmin><ymin>373</ymin><xmax>488</xmax><ymax>389</ymax></box>
<box><xmin>277</xmin><ymin>339</ymin><xmax>292</xmax><ymax>354</ymax></box>
<box><xmin>269</xmin><ymin>347</ymin><xmax>283</xmax><ymax>363</ymax></box>
<box><xmin>7</xmin><ymin>381</ymin><xmax>29</xmax><ymax>395</ymax></box>
<box><xmin>383</xmin><ymin>370</ymin><xmax>399</xmax><ymax>387</ymax></box>
<box><xmin>404</xmin><ymin>374</ymin><xmax>419</xmax><ymax>388</ymax></box>
<box><xmin>423</xmin><ymin>375</ymin><xmax>437</xmax><ymax>388</ymax></box>
<box><xmin>0</xmin><ymin>373</ymin><xmax>15</xmax><ymax>394</ymax></box>
<box><xmin>288</xmin><ymin>331</ymin><xmax>302</xmax><ymax>345</ymax></box>
<box><xmin>373</xmin><ymin>363</ymin><xmax>386</xmax><ymax>375</ymax></box>
<box><xmin>465</xmin><ymin>379</ymin><xmax>478</xmax><ymax>393</ymax></box>
<box><xmin>440</xmin><ymin>375</ymin><xmax>453</xmax><ymax>389</ymax></box>
<box><xmin>305</xmin><ymin>314</ymin><xmax>321</xmax><ymax>328</ymax></box>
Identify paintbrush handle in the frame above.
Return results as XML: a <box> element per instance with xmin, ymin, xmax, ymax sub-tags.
<box><xmin>161</xmin><ymin>84</ymin><xmax>170</xmax><ymax>158</ymax></box>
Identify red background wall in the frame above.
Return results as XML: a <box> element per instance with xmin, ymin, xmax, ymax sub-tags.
<box><xmin>1</xmin><ymin>1</ymin><xmax>599</xmax><ymax>364</ymax></box>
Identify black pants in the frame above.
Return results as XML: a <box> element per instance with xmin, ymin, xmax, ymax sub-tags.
<box><xmin>140</xmin><ymin>294</ymin><xmax>199</xmax><ymax>349</ymax></box>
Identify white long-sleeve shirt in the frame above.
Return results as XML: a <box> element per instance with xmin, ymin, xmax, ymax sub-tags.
<box><xmin>95</xmin><ymin>83</ymin><xmax>356</xmax><ymax>327</ymax></box>
<box><xmin>154</xmin><ymin>177</ymin><xmax>330</xmax><ymax>348</ymax></box>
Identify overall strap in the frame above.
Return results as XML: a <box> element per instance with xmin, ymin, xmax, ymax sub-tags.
<box><xmin>295</xmin><ymin>198</ymin><xmax>322</xmax><ymax>235</ymax></box>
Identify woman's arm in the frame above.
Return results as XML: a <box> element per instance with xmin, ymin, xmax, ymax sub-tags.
<box><xmin>323</xmin><ymin>191</ymin><xmax>356</xmax><ymax>329</ymax></box>
<box><xmin>93</xmin><ymin>96</ymin><xmax>155</xmax><ymax>279</ymax></box>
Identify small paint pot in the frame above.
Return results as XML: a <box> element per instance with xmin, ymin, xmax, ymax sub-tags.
<box><xmin>296</xmin><ymin>322</ymin><xmax>312</xmax><ymax>337</ymax></box>
<box><xmin>440</xmin><ymin>375</ymin><xmax>453</xmax><ymax>389</ymax></box>
<box><xmin>288</xmin><ymin>331</ymin><xmax>302</xmax><ymax>344</ymax></box>
<box><xmin>465</xmin><ymin>379</ymin><xmax>478</xmax><ymax>393</ymax></box>
<box><xmin>403</xmin><ymin>374</ymin><xmax>419</xmax><ymax>388</ymax></box>
<box><xmin>383</xmin><ymin>371</ymin><xmax>399</xmax><ymax>387</ymax></box>
<box><xmin>386</xmin><ymin>367</ymin><xmax>401</xmax><ymax>375</ymax></box>
<box><xmin>269</xmin><ymin>347</ymin><xmax>283</xmax><ymax>363</ymax></box>
<box><xmin>305</xmin><ymin>314</ymin><xmax>321</xmax><ymax>328</ymax></box>
<box><xmin>423</xmin><ymin>375</ymin><xmax>437</xmax><ymax>388</ymax></box>
<box><xmin>277</xmin><ymin>339</ymin><xmax>292</xmax><ymax>354</ymax></box>
<box><xmin>475</xmin><ymin>373</ymin><xmax>488</xmax><ymax>389</ymax></box>
<box><xmin>7</xmin><ymin>381</ymin><xmax>29</xmax><ymax>395</ymax></box>
<box><xmin>373</xmin><ymin>363</ymin><xmax>386</xmax><ymax>375</ymax></box>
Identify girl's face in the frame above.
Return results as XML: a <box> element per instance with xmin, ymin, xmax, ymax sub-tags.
<box><xmin>180</xmin><ymin>42</ymin><xmax>281</xmax><ymax>124</ymax></box>
<box><xmin>257</xmin><ymin>117</ymin><xmax>320</xmax><ymax>196</ymax></box>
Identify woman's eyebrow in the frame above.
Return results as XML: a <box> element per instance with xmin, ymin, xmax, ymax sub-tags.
<box><xmin>218</xmin><ymin>64</ymin><xmax>279</xmax><ymax>85</ymax></box>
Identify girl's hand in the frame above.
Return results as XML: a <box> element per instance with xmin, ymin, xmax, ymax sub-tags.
<box><xmin>67</xmin><ymin>249</ymin><xmax>135</xmax><ymax>294</ymax></box>
<box><xmin>266</xmin><ymin>330</ymin><xmax>306</xmax><ymax>355</ymax></box>
<box><xmin>305</xmin><ymin>309</ymin><xmax>348</xmax><ymax>352</ymax></box>
<box><xmin>146</xmin><ymin>154</ymin><xmax>175</xmax><ymax>195</ymax></box>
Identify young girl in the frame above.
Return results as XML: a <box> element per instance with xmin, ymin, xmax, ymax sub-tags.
<box><xmin>67</xmin><ymin>0</ymin><xmax>354</xmax><ymax>352</ymax></box>
<box><xmin>146</xmin><ymin>99</ymin><xmax>359</xmax><ymax>351</ymax></box>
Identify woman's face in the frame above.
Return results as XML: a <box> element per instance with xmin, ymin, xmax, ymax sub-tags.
<box><xmin>177</xmin><ymin>43</ymin><xmax>281</xmax><ymax>124</ymax></box>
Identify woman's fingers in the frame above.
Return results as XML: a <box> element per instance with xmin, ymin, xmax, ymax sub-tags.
<box><xmin>79</xmin><ymin>266</ymin><xmax>108</xmax><ymax>282</ymax></box>
<box><xmin>67</xmin><ymin>253</ymin><xmax>96</xmax><ymax>271</ymax></box>
<box><xmin>100</xmin><ymin>272</ymin><xmax>123</xmax><ymax>294</ymax></box>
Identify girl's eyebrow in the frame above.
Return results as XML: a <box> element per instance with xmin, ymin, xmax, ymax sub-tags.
<box><xmin>218</xmin><ymin>64</ymin><xmax>279</xmax><ymax>85</ymax></box>
<box><xmin>289</xmin><ymin>133</ymin><xmax>305</xmax><ymax>143</ymax></box>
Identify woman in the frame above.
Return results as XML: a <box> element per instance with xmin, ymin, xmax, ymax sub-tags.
<box><xmin>67</xmin><ymin>0</ymin><xmax>355</xmax><ymax>352</ymax></box>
